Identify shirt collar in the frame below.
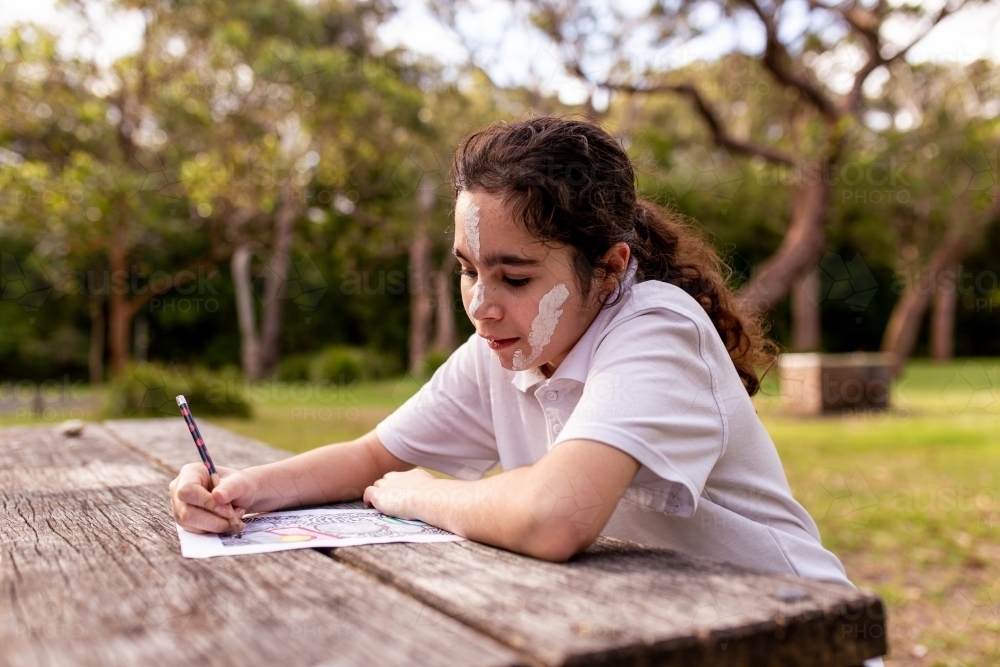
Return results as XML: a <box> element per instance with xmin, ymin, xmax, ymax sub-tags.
<box><xmin>510</xmin><ymin>256</ymin><xmax>639</xmax><ymax>393</ymax></box>
<box><xmin>511</xmin><ymin>367</ymin><xmax>548</xmax><ymax>392</ymax></box>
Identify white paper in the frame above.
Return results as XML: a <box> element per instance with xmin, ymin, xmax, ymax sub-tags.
<box><xmin>176</xmin><ymin>508</ymin><xmax>465</xmax><ymax>559</ymax></box>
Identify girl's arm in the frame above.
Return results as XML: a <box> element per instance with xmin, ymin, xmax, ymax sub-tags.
<box><xmin>170</xmin><ymin>429</ymin><xmax>414</xmax><ymax>534</ymax></box>
<box><xmin>363</xmin><ymin>438</ymin><xmax>640</xmax><ymax>562</ymax></box>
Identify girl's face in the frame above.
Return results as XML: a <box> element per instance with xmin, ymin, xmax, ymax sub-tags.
<box><xmin>453</xmin><ymin>189</ymin><xmax>623</xmax><ymax>377</ymax></box>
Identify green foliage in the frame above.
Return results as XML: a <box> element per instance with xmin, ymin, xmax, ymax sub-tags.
<box><xmin>276</xmin><ymin>354</ymin><xmax>313</xmax><ymax>382</ymax></box>
<box><xmin>3</xmin><ymin>0</ymin><xmax>998</xmax><ymax>386</ymax></box>
<box><xmin>106</xmin><ymin>363</ymin><xmax>251</xmax><ymax>418</ymax></box>
<box><xmin>308</xmin><ymin>346</ymin><xmax>400</xmax><ymax>384</ymax></box>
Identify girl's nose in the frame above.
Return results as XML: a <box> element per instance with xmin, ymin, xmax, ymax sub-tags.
<box><xmin>467</xmin><ymin>282</ymin><xmax>499</xmax><ymax>320</ymax></box>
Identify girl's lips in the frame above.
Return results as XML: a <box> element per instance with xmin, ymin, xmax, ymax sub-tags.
<box><xmin>485</xmin><ymin>337</ymin><xmax>518</xmax><ymax>350</ymax></box>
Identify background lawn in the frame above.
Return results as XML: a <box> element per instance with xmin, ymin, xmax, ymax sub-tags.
<box><xmin>2</xmin><ymin>358</ymin><xmax>997</xmax><ymax>665</ymax></box>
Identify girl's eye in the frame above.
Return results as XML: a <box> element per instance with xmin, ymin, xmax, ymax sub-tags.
<box><xmin>503</xmin><ymin>276</ymin><xmax>530</xmax><ymax>289</ymax></box>
<box><xmin>457</xmin><ymin>267</ymin><xmax>529</xmax><ymax>289</ymax></box>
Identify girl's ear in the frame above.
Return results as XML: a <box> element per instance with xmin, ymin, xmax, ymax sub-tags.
<box><xmin>598</xmin><ymin>243</ymin><xmax>631</xmax><ymax>297</ymax></box>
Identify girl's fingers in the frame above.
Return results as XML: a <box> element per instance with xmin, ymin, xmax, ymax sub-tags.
<box><xmin>176</xmin><ymin>462</ymin><xmax>210</xmax><ymax>488</ymax></box>
<box><xmin>176</xmin><ymin>481</ymin><xmax>232</xmax><ymax>516</ymax></box>
<box><xmin>211</xmin><ymin>469</ymin><xmax>256</xmax><ymax>511</ymax></box>
<box><xmin>177</xmin><ymin>504</ymin><xmax>234</xmax><ymax>534</ymax></box>
<box><xmin>211</xmin><ymin>474</ymin><xmax>247</xmax><ymax>507</ymax></box>
<box><xmin>171</xmin><ymin>464</ymin><xmax>249</xmax><ymax>534</ymax></box>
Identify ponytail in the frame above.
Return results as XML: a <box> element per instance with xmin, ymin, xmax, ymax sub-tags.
<box><xmin>628</xmin><ymin>201</ymin><xmax>775</xmax><ymax>396</ymax></box>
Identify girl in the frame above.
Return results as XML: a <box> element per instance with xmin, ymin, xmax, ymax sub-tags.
<box><xmin>170</xmin><ymin>116</ymin><xmax>857</xmax><ymax>589</ymax></box>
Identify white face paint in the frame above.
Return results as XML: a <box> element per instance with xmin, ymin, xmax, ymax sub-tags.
<box><xmin>456</xmin><ymin>191</ymin><xmax>481</xmax><ymax>261</ymax></box>
<box><xmin>468</xmin><ymin>281</ymin><xmax>486</xmax><ymax>318</ymax></box>
<box><xmin>512</xmin><ymin>283</ymin><xmax>570</xmax><ymax>371</ymax></box>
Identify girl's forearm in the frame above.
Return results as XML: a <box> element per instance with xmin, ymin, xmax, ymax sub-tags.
<box><xmin>412</xmin><ymin>467</ymin><xmax>577</xmax><ymax>561</ymax></box>
<box><xmin>246</xmin><ymin>435</ymin><xmax>412</xmax><ymax>512</ymax></box>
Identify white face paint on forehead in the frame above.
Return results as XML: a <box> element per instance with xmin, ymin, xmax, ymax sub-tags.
<box><xmin>456</xmin><ymin>191</ymin><xmax>481</xmax><ymax>260</ymax></box>
<box><xmin>512</xmin><ymin>283</ymin><xmax>570</xmax><ymax>371</ymax></box>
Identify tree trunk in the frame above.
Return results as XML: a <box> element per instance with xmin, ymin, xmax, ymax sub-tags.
<box><xmin>408</xmin><ymin>176</ymin><xmax>437</xmax><ymax>372</ymax></box>
<box><xmin>882</xmin><ymin>202</ymin><xmax>1000</xmax><ymax>374</ymax></box>
<box><xmin>133</xmin><ymin>317</ymin><xmax>149</xmax><ymax>362</ymax></box>
<box><xmin>258</xmin><ymin>181</ymin><xmax>300</xmax><ymax>378</ymax></box>
<box><xmin>930</xmin><ymin>264</ymin><xmax>958</xmax><ymax>363</ymax></box>
<box><xmin>433</xmin><ymin>251</ymin><xmax>457</xmax><ymax>354</ymax></box>
<box><xmin>231</xmin><ymin>244</ymin><xmax>261</xmax><ymax>380</ymax></box>
<box><xmin>738</xmin><ymin>162</ymin><xmax>834</xmax><ymax>314</ymax></box>
<box><xmin>107</xmin><ymin>241</ymin><xmax>133</xmax><ymax>377</ymax></box>
<box><xmin>790</xmin><ymin>268</ymin><xmax>821</xmax><ymax>351</ymax></box>
<box><xmin>88</xmin><ymin>295</ymin><xmax>104</xmax><ymax>387</ymax></box>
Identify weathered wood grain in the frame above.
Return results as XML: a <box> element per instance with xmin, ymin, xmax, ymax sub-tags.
<box><xmin>332</xmin><ymin>539</ymin><xmax>885</xmax><ymax>667</ymax></box>
<box><xmin>0</xmin><ymin>424</ymin><xmax>522</xmax><ymax>667</ymax></box>
<box><xmin>104</xmin><ymin>418</ymin><xmax>368</xmax><ymax>510</ymax></box>
<box><xmin>106</xmin><ymin>419</ymin><xmax>887</xmax><ymax>667</ymax></box>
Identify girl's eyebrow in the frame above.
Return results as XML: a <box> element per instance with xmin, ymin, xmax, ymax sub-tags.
<box><xmin>452</xmin><ymin>247</ymin><xmax>540</xmax><ymax>268</ymax></box>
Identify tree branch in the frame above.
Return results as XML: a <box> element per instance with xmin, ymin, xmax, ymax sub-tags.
<box><xmin>592</xmin><ymin>77</ymin><xmax>796</xmax><ymax>165</ymax></box>
<box><xmin>840</xmin><ymin>0</ymin><xmax>969</xmax><ymax>113</ymax></box>
<box><xmin>739</xmin><ymin>0</ymin><xmax>840</xmax><ymax>120</ymax></box>
<box><xmin>126</xmin><ymin>258</ymin><xmax>221</xmax><ymax>315</ymax></box>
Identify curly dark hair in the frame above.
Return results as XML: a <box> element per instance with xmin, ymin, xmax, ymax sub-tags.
<box><xmin>452</xmin><ymin>115</ymin><xmax>775</xmax><ymax>396</ymax></box>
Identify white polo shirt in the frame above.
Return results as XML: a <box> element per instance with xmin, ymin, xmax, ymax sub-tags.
<box><xmin>376</xmin><ymin>275</ymin><xmax>854</xmax><ymax>589</ymax></box>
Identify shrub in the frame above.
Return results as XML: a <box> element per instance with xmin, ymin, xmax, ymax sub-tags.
<box><xmin>308</xmin><ymin>346</ymin><xmax>401</xmax><ymax>384</ymax></box>
<box><xmin>107</xmin><ymin>363</ymin><xmax>252</xmax><ymax>418</ymax></box>
<box><xmin>277</xmin><ymin>354</ymin><xmax>312</xmax><ymax>382</ymax></box>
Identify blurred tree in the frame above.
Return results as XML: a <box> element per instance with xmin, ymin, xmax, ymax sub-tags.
<box><xmin>125</xmin><ymin>0</ymin><xmax>440</xmax><ymax>379</ymax></box>
<box><xmin>432</xmin><ymin>0</ymin><xmax>986</xmax><ymax>354</ymax></box>
<box><xmin>0</xmin><ymin>0</ymin><xmax>455</xmax><ymax>379</ymax></box>
<box><xmin>873</xmin><ymin>59</ymin><xmax>1000</xmax><ymax>370</ymax></box>
<box><xmin>0</xmin><ymin>25</ymin><xmax>226</xmax><ymax>379</ymax></box>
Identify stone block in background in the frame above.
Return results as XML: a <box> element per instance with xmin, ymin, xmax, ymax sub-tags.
<box><xmin>778</xmin><ymin>352</ymin><xmax>894</xmax><ymax>415</ymax></box>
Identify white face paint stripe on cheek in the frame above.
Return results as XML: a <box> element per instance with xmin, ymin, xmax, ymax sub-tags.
<box><xmin>512</xmin><ymin>283</ymin><xmax>570</xmax><ymax>371</ymax></box>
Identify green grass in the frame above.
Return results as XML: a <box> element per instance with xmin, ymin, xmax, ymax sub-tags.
<box><xmin>3</xmin><ymin>359</ymin><xmax>998</xmax><ymax>665</ymax></box>
<box><xmin>210</xmin><ymin>376</ymin><xmax>424</xmax><ymax>453</ymax></box>
<box><xmin>755</xmin><ymin>359</ymin><xmax>999</xmax><ymax>667</ymax></box>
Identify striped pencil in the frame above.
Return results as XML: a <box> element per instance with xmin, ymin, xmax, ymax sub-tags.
<box><xmin>175</xmin><ymin>395</ymin><xmax>242</xmax><ymax>537</ymax></box>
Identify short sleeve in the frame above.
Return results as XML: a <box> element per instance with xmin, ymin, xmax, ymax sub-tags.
<box><xmin>376</xmin><ymin>335</ymin><xmax>499</xmax><ymax>479</ymax></box>
<box><xmin>553</xmin><ymin>308</ymin><xmax>728</xmax><ymax>517</ymax></box>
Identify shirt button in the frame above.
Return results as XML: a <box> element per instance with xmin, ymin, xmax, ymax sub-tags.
<box><xmin>552</xmin><ymin>423</ymin><xmax>563</xmax><ymax>434</ymax></box>
<box><xmin>545</xmin><ymin>390</ymin><xmax>558</xmax><ymax>401</ymax></box>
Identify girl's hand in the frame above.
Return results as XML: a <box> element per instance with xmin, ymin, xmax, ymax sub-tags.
<box><xmin>363</xmin><ymin>469</ymin><xmax>438</xmax><ymax>520</ymax></box>
<box><xmin>169</xmin><ymin>463</ymin><xmax>256</xmax><ymax>534</ymax></box>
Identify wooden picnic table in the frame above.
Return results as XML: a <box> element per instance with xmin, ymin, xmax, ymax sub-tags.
<box><xmin>1</xmin><ymin>419</ymin><xmax>887</xmax><ymax>666</ymax></box>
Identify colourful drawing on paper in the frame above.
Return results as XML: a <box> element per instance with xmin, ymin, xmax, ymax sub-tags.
<box><xmin>177</xmin><ymin>508</ymin><xmax>463</xmax><ymax>559</ymax></box>
<box><xmin>219</xmin><ymin>511</ymin><xmax>435</xmax><ymax>547</ymax></box>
